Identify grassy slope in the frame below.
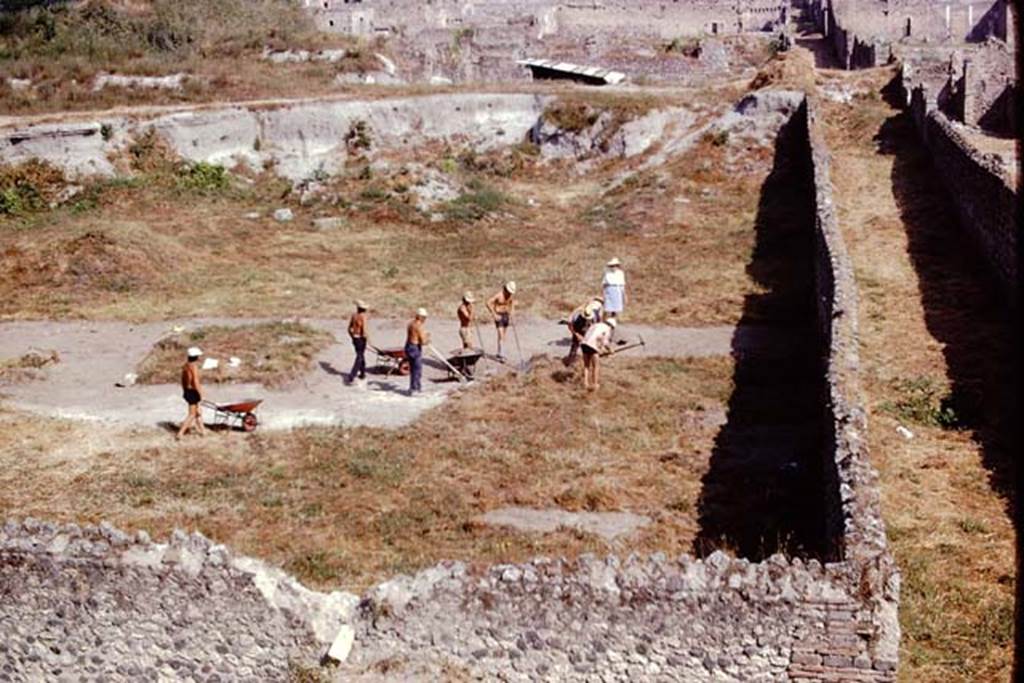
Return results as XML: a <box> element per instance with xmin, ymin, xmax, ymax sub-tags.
<box><xmin>0</xmin><ymin>87</ymin><xmax>767</xmax><ymax>326</ymax></box>
<box><xmin>817</xmin><ymin>68</ymin><xmax>1015</xmax><ymax>682</ymax></box>
<box><xmin>0</xmin><ymin>0</ymin><xmax>377</xmax><ymax>114</ymax></box>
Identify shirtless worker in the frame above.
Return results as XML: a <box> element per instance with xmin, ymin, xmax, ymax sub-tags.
<box><xmin>564</xmin><ymin>296</ymin><xmax>603</xmax><ymax>367</ymax></box>
<box><xmin>580</xmin><ymin>318</ymin><xmax>616</xmax><ymax>391</ymax></box>
<box><xmin>176</xmin><ymin>346</ymin><xmax>206</xmax><ymax>439</ymax></box>
<box><xmin>457</xmin><ymin>292</ymin><xmax>475</xmax><ymax>350</ymax></box>
<box><xmin>346</xmin><ymin>300</ymin><xmax>369</xmax><ymax>385</ymax></box>
<box><xmin>485</xmin><ymin>281</ymin><xmax>516</xmax><ymax>360</ymax></box>
<box><xmin>405</xmin><ymin>308</ymin><xmax>431</xmax><ymax>395</ymax></box>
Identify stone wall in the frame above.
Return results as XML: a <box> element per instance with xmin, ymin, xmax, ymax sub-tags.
<box><xmin>0</xmin><ymin>518</ymin><xmax>357</xmax><ymax>680</ymax></box>
<box><xmin>306</xmin><ymin>0</ymin><xmax>788</xmax><ymax>39</ymax></box>
<box><xmin>908</xmin><ymin>85</ymin><xmax>1018</xmax><ymax>304</ymax></box>
<box><xmin>806</xmin><ymin>0</ymin><xmax>1012</xmax><ymax>69</ymax></box>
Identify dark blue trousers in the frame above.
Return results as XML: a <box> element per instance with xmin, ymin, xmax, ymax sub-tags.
<box><xmin>348</xmin><ymin>337</ymin><xmax>367</xmax><ymax>381</ymax></box>
<box><xmin>405</xmin><ymin>343</ymin><xmax>423</xmax><ymax>393</ymax></box>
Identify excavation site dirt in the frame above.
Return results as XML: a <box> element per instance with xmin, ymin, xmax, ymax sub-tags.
<box><xmin>0</xmin><ymin>4</ymin><xmax>1015</xmax><ymax>678</ymax></box>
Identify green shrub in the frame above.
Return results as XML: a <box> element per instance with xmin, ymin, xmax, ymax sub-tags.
<box><xmin>178</xmin><ymin>161</ymin><xmax>229</xmax><ymax>193</ymax></box>
<box><xmin>444</xmin><ymin>180</ymin><xmax>510</xmax><ymax>222</ymax></box>
<box><xmin>880</xmin><ymin>376</ymin><xmax>962</xmax><ymax>429</ymax></box>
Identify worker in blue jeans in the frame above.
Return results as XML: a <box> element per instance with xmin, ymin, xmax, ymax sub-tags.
<box><xmin>346</xmin><ymin>300</ymin><xmax>369</xmax><ymax>385</ymax></box>
<box><xmin>404</xmin><ymin>308</ymin><xmax>430</xmax><ymax>395</ymax></box>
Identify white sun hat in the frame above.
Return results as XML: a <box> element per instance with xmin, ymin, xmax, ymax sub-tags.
<box><xmin>187</xmin><ymin>346</ymin><xmax>203</xmax><ymax>357</ymax></box>
<box><xmin>606</xmin><ymin>318</ymin><xmax>618</xmax><ymax>328</ymax></box>
<box><xmin>606</xmin><ymin>257</ymin><xmax>622</xmax><ymax>267</ymax></box>
<box><xmin>416</xmin><ymin>307</ymin><xmax>428</xmax><ymax>318</ymax></box>
<box><xmin>463</xmin><ymin>291</ymin><xmax>475</xmax><ymax>303</ymax></box>
<box><xmin>505</xmin><ymin>281</ymin><xmax>517</xmax><ymax>294</ymax></box>
<box><xmin>355</xmin><ymin>300</ymin><xmax>368</xmax><ymax>310</ymax></box>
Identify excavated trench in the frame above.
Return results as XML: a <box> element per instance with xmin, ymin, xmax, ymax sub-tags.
<box><xmin>0</xmin><ymin>91</ymin><xmax>898</xmax><ymax>680</ymax></box>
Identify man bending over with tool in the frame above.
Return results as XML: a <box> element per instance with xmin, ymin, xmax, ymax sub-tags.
<box><xmin>347</xmin><ymin>300</ymin><xmax>369</xmax><ymax>385</ymax></box>
<box><xmin>564</xmin><ymin>296</ymin><xmax>603</xmax><ymax>367</ymax></box>
<box><xmin>486</xmin><ymin>281</ymin><xmax>516</xmax><ymax>360</ymax></box>
<box><xmin>177</xmin><ymin>346</ymin><xmax>206</xmax><ymax>439</ymax></box>
<box><xmin>405</xmin><ymin>308</ymin><xmax>430</xmax><ymax>395</ymax></box>
<box><xmin>580</xmin><ymin>318</ymin><xmax>616</xmax><ymax>392</ymax></box>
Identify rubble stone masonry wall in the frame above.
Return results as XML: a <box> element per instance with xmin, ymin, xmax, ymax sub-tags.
<box><xmin>909</xmin><ymin>85</ymin><xmax>1018</xmax><ymax>304</ymax></box>
<box><xmin>0</xmin><ymin>94</ymin><xmax>900</xmax><ymax>681</ymax></box>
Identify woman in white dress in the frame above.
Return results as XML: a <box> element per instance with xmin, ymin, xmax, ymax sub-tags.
<box><xmin>602</xmin><ymin>257</ymin><xmax>626</xmax><ymax>329</ymax></box>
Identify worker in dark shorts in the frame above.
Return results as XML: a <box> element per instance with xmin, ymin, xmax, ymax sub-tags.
<box><xmin>581</xmin><ymin>318</ymin><xmax>616</xmax><ymax>391</ymax></box>
<box><xmin>405</xmin><ymin>308</ymin><xmax>430</xmax><ymax>395</ymax></box>
<box><xmin>564</xmin><ymin>296</ymin><xmax>603</xmax><ymax>367</ymax></box>
<box><xmin>485</xmin><ymin>281</ymin><xmax>516</xmax><ymax>360</ymax></box>
<box><xmin>347</xmin><ymin>300</ymin><xmax>369</xmax><ymax>386</ymax></box>
<box><xmin>177</xmin><ymin>346</ymin><xmax>206</xmax><ymax>439</ymax></box>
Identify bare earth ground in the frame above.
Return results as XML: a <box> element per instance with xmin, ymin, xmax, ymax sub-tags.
<box><xmin>0</xmin><ymin>317</ymin><xmax>783</xmax><ymax>429</ymax></box>
<box><xmin>815</xmin><ymin>66</ymin><xmax>1016</xmax><ymax>682</ymax></box>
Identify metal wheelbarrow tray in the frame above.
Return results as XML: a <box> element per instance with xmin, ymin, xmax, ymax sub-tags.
<box><xmin>371</xmin><ymin>345</ymin><xmax>410</xmax><ymax>376</ymax></box>
<box><xmin>201</xmin><ymin>399</ymin><xmax>263</xmax><ymax>432</ymax></box>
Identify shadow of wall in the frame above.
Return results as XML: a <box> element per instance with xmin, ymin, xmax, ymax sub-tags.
<box><xmin>693</xmin><ymin>110</ymin><xmax>828</xmax><ymax>561</ymax></box>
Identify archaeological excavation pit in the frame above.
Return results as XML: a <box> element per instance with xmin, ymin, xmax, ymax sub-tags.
<box><xmin>0</xmin><ymin>83</ymin><xmax>901</xmax><ymax>681</ymax></box>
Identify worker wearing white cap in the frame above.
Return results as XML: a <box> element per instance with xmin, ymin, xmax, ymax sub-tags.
<box><xmin>457</xmin><ymin>291</ymin><xmax>476</xmax><ymax>350</ymax></box>
<box><xmin>176</xmin><ymin>346</ymin><xmax>206</xmax><ymax>440</ymax></box>
<box><xmin>581</xmin><ymin>317</ymin><xmax>617</xmax><ymax>391</ymax></box>
<box><xmin>602</xmin><ymin>258</ymin><xmax>626</xmax><ymax>335</ymax></box>
<box><xmin>405</xmin><ymin>308</ymin><xmax>431</xmax><ymax>394</ymax></box>
<box><xmin>346</xmin><ymin>300</ymin><xmax>370</xmax><ymax>386</ymax></box>
<box><xmin>485</xmin><ymin>280</ymin><xmax>517</xmax><ymax>359</ymax></box>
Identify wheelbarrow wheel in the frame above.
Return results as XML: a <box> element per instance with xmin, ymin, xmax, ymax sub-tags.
<box><xmin>242</xmin><ymin>412</ymin><xmax>258</xmax><ymax>433</ymax></box>
<box><xmin>398</xmin><ymin>359</ymin><xmax>411</xmax><ymax>375</ymax></box>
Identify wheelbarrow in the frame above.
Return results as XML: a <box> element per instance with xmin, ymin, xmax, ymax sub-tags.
<box><xmin>371</xmin><ymin>345</ymin><xmax>410</xmax><ymax>376</ymax></box>
<box><xmin>445</xmin><ymin>348</ymin><xmax>484</xmax><ymax>380</ymax></box>
<box><xmin>201</xmin><ymin>399</ymin><xmax>262</xmax><ymax>432</ymax></box>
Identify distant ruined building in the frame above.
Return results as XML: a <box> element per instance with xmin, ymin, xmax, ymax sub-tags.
<box><xmin>300</xmin><ymin>0</ymin><xmax>790</xmax><ymax>39</ymax></box>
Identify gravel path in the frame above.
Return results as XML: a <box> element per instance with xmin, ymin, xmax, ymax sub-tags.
<box><xmin>0</xmin><ymin>317</ymin><xmax>792</xmax><ymax>431</ymax></box>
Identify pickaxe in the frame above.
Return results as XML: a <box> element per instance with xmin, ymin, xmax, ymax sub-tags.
<box><xmin>602</xmin><ymin>335</ymin><xmax>646</xmax><ymax>356</ymax></box>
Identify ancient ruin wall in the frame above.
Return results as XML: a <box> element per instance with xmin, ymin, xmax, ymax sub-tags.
<box><xmin>909</xmin><ymin>86</ymin><xmax>1018</xmax><ymax>304</ymax></box>
<box><xmin>308</xmin><ymin>0</ymin><xmax>787</xmax><ymax>39</ymax></box>
<box><xmin>0</xmin><ymin>519</ymin><xmax>357</xmax><ymax>679</ymax></box>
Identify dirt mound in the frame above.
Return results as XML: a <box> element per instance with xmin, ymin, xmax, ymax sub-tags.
<box><xmin>4</xmin><ymin>230</ymin><xmax>171</xmax><ymax>294</ymax></box>
<box><xmin>748</xmin><ymin>51</ymin><xmax>817</xmax><ymax>94</ymax></box>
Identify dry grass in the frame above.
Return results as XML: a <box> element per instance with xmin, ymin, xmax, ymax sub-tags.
<box><xmin>0</xmin><ymin>89</ymin><xmax>771</xmax><ymax>326</ymax></box>
<box><xmin>0</xmin><ymin>0</ymin><xmax>384</xmax><ymax>115</ymax></box>
<box><xmin>817</xmin><ymin>65</ymin><xmax>1015</xmax><ymax>682</ymax></box>
<box><xmin>0</xmin><ymin>355</ymin><xmax>733</xmax><ymax>592</ymax></box>
<box><xmin>135</xmin><ymin>321</ymin><xmax>333</xmax><ymax>387</ymax></box>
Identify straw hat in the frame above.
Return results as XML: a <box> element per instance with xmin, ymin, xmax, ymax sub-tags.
<box><xmin>606</xmin><ymin>318</ymin><xmax>618</xmax><ymax>328</ymax></box>
<box><xmin>463</xmin><ymin>291</ymin><xmax>475</xmax><ymax>303</ymax></box>
<box><xmin>584</xmin><ymin>300</ymin><xmax>602</xmax><ymax>316</ymax></box>
<box><xmin>505</xmin><ymin>281</ymin><xmax>517</xmax><ymax>294</ymax></box>
<box><xmin>355</xmin><ymin>300</ymin><xmax>368</xmax><ymax>310</ymax></box>
<box><xmin>416</xmin><ymin>307</ymin><xmax>428</xmax><ymax>318</ymax></box>
<box><xmin>187</xmin><ymin>346</ymin><xmax>203</xmax><ymax>358</ymax></box>
<box><xmin>606</xmin><ymin>257</ymin><xmax>622</xmax><ymax>267</ymax></box>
